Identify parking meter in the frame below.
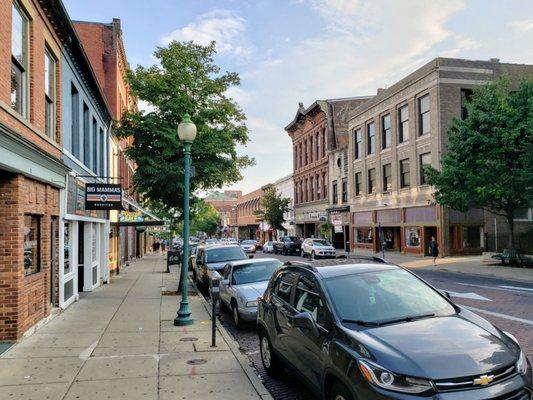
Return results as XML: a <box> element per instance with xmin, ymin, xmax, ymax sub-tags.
<box><xmin>210</xmin><ymin>276</ymin><xmax>221</xmax><ymax>347</ymax></box>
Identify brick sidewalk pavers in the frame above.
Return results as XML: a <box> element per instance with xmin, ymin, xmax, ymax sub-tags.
<box><xmin>0</xmin><ymin>254</ymin><xmax>271</xmax><ymax>400</ymax></box>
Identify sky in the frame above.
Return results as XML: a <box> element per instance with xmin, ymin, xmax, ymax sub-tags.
<box><xmin>64</xmin><ymin>0</ymin><xmax>533</xmax><ymax>194</ymax></box>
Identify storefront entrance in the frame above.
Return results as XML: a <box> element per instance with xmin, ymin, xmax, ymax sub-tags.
<box><xmin>382</xmin><ymin>227</ymin><xmax>401</xmax><ymax>251</ymax></box>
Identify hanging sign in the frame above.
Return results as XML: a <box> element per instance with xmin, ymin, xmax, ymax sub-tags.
<box><xmin>85</xmin><ymin>183</ymin><xmax>123</xmax><ymax>210</ymax></box>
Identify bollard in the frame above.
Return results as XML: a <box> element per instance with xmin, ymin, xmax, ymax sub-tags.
<box><xmin>210</xmin><ymin>276</ymin><xmax>221</xmax><ymax>347</ymax></box>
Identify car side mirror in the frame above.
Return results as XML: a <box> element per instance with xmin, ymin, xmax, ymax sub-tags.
<box><xmin>293</xmin><ymin>312</ymin><xmax>318</xmax><ymax>336</ymax></box>
<box><xmin>440</xmin><ymin>290</ymin><xmax>452</xmax><ymax>300</ymax></box>
<box><xmin>249</xmin><ymin>254</ymin><xmax>254</xmax><ymax>259</ymax></box>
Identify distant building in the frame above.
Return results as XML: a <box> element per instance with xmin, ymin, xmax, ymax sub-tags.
<box><xmin>346</xmin><ymin>57</ymin><xmax>533</xmax><ymax>256</ymax></box>
<box><xmin>236</xmin><ymin>188</ymin><xmax>266</xmax><ymax>240</ymax></box>
<box><xmin>204</xmin><ymin>190</ymin><xmax>241</xmax><ymax>237</ymax></box>
<box><xmin>272</xmin><ymin>174</ymin><xmax>295</xmax><ymax>238</ymax></box>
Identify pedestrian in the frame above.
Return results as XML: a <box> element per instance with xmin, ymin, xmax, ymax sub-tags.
<box><xmin>429</xmin><ymin>236</ymin><xmax>439</xmax><ymax>265</ymax></box>
<box><xmin>151</xmin><ymin>240</ymin><xmax>157</xmax><ymax>253</ymax></box>
<box><xmin>154</xmin><ymin>240</ymin><xmax>161</xmax><ymax>253</ymax></box>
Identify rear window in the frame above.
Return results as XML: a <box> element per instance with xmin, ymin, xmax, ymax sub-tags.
<box><xmin>285</xmin><ymin>236</ymin><xmax>300</xmax><ymax>243</ymax></box>
<box><xmin>206</xmin><ymin>247</ymin><xmax>247</xmax><ymax>263</ymax></box>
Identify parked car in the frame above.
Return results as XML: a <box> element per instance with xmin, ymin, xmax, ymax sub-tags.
<box><xmin>241</xmin><ymin>239</ymin><xmax>258</xmax><ymax>254</ymax></box>
<box><xmin>273</xmin><ymin>236</ymin><xmax>301</xmax><ymax>255</ymax></box>
<box><xmin>255</xmin><ymin>241</ymin><xmax>264</xmax><ymax>251</ymax></box>
<box><xmin>262</xmin><ymin>241</ymin><xmax>275</xmax><ymax>253</ymax></box>
<box><xmin>205</xmin><ymin>238</ymin><xmax>219</xmax><ymax>245</ymax></box>
<box><xmin>257</xmin><ymin>260</ymin><xmax>532</xmax><ymax>400</ymax></box>
<box><xmin>301</xmin><ymin>238</ymin><xmax>336</xmax><ymax>259</ymax></box>
<box><xmin>218</xmin><ymin>258</ymin><xmax>282</xmax><ymax>328</ymax></box>
<box><xmin>192</xmin><ymin>244</ymin><xmax>249</xmax><ymax>288</ymax></box>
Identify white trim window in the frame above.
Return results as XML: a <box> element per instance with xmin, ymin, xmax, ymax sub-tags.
<box><xmin>11</xmin><ymin>1</ymin><xmax>29</xmax><ymax>117</ymax></box>
<box><xmin>45</xmin><ymin>49</ymin><xmax>56</xmax><ymax>140</ymax></box>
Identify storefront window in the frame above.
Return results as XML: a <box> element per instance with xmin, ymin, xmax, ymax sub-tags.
<box><xmin>405</xmin><ymin>227</ymin><xmax>420</xmax><ymax>247</ymax></box>
<box><xmin>356</xmin><ymin>228</ymin><xmax>373</xmax><ymax>244</ymax></box>
<box><xmin>24</xmin><ymin>215</ymin><xmax>41</xmax><ymax>275</ymax></box>
<box><xmin>64</xmin><ymin>222</ymin><xmax>71</xmax><ymax>274</ymax></box>
<box><xmin>462</xmin><ymin>226</ymin><xmax>482</xmax><ymax>248</ymax></box>
<box><xmin>91</xmin><ymin>224</ymin><xmax>97</xmax><ymax>262</ymax></box>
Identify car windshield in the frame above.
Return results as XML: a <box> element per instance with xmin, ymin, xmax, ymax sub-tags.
<box><xmin>312</xmin><ymin>240</ymin><xmax>330</xmax><ymax>246</ymax></box>
<box><xmin>232</xmin><ymin>261</ymin><xmax>283</xmax><ymax>285</ymax></box>
<box><xmin>324</xmin><ymin>269</ymin><xmax>455</xmax><ymax>325</ymax></box>
<box><xmin>286</xmin><ymin>236</ymin><xmax>300</xmax><ymax>243</ymax></box>
<box><xmin>242</xmin><ymin>240</ymin><xmax>256</xmax><ymax>245</ymax></box>
<box><xmin>206</xmin><ymin>247</ymin><xmax>247</xmax><ymax>263</ymax></box>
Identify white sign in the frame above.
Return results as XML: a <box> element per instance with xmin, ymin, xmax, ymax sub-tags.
<box><xmin>334</xmin><ymin>225</ymin><xmax>343</xmax><ymax>233</ymax></box>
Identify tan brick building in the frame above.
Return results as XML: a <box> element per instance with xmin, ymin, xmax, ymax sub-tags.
<box><xmin>236</xmin><ymin>187</ymin><xmax>267</xmax><ymax>240</ymax></box>
<box><xmin>346</xmin><ymin>58</ymin><xmax>533</xmax><ymax>256</ymax></box>
<box><xmin>0</xmin><ymin>0</ymin><xmax>69</xmax><ymax>340</ymax></box>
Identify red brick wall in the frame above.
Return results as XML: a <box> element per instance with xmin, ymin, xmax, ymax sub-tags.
<box><xmin>0</xmin><ymin>171</ymin><xmax>59</xmax><ymax>340</ymax></box>
<box><xmin>0</xmin><ymin>0</ymin><xmax>63</xmax><ymax>157</ymax></box>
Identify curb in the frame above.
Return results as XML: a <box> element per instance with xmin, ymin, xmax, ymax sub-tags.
<box><xmin>199</xmin><ymin>292</ymin><xmax>274</xmax><ymax>400</ymax></box>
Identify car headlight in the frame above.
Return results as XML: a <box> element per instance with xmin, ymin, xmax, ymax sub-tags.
<box><xmin>517</xmin><ymin>349</ymin><xmax>528</xmax><ymax>375</ymax></box>
<box><xmin>245</xmin><ymin>301</ymin><xmax>258</xmax><ymax>308</ymax></box>
<box><xmin>357</xmin><ymin>360</ymin><xmax>434</xmax><ymax>394</ymax></box>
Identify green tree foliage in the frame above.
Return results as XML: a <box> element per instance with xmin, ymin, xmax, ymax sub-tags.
<box><xmin>254</xmin><ymin>187</ymin><xmax>291</xmax><ymax>239</ymax></box>
<box><xmin>425</xmin><ymin>78</ymin><xmax>533</xmax><ymax>247</ymax></box>
<box><xmin>116</xmin><ymin>41</ymin><xmax>254</xmax><ymax>217</ymax></box>
<box><xmin>190</xmin><ymin>201</ymin><xmax>220</xmax><ymax>236</ymax></box>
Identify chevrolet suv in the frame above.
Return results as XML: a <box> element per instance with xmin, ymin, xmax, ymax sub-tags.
<box><xmin>257</xmin><ymin>260</ymin><xmax>532</xmax><ymax>400</ymax></box>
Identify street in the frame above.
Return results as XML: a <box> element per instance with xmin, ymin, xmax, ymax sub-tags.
<box><xmin>214</xmin><ymin>252</ymin><xmax>533</xmax><ymax>400</ymax></box>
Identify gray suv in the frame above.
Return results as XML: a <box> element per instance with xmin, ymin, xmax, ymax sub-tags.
<box><xmin>257</xmin><ymin>260</ymin><xmax>532</xmax><ymax>400</ymax></box>
<box><xmin>192</xmin><ymin>244</ymin><xmax>249</xmax><ymax>288</ymax></box>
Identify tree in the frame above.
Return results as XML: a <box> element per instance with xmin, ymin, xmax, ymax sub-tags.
<box><xmin>190</xmin><ymin>201</ymin><xmax>220</xmax><ymax>237</ymax></box>
<box><xmin>254</xmin><ymin>187</ymin><xmax>291</xmax><ymax>240</ymax></box>
<box><xmin>116</xmin><ymin>41</ymin><xmax>254</xmax><ymax>218</ymax></box>
<box><xmin>425</xmin><ymin>78</ymin><xmax>533</xmax><ymax>248</ymax></box>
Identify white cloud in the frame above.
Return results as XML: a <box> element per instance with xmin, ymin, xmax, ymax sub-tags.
<box><xmin>511</xmin><ymin>19</ymin><xmax>533</xmax><ymax>33</ymax></box>
<box><xmin>162</xmin><ymin>9</ymin><xmax>248</xmax><ymax>56</ymax></box>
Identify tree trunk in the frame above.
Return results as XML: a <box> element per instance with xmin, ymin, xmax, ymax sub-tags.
<box><xmin>506</xmin><ymin>211</ymin><xmax>515</xmax><ymax>249</ymax></box>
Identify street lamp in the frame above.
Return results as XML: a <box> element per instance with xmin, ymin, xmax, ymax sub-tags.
<box><xmin>174</xmin><ymin>114</ymin><xmax>196</xmax><ymax>326</ymax></box>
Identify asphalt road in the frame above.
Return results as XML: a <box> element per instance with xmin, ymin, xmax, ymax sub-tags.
<box><xmin>212</xmin><ymin>251</ymin><xmax>533</xmax><ymax>400</ymax></box>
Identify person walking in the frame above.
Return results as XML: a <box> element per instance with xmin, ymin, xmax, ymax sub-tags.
<box><xmin>429</xmin><ymin>236</ymin><xmax>439</xmax><ymax>265</ymax></box>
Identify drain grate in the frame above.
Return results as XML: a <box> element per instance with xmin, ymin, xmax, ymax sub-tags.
<box><xmin>180</xmin><ymin>337</ymin><xmax>198</xmax><ymax>342</ymax></box>
<box><xmin>187</xmin><ymin>358</ymin><xmax>207</xmax><ymax>365</ymax></box>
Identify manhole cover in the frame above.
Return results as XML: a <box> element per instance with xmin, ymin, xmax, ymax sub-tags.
<box><xmin>180</xmin><ymin>337</ymin><xmax>198</xmax><ymax>342</ymax></box>
<box><xmin>187</xmin><ymin>359</ymin><xmax>207</xmax><ymax>365</ymax></box>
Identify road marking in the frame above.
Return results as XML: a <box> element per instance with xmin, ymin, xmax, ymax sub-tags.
<box><xmin>457</xmin><ymin>282</ymin><xmax>533</xmax><ymax>295</ymax></box>
<box><xmin>447</xmin><ymin>291</ymin><xmax>492</xmax><ymax>301</ymax></box>
<box><xmin>460</xmin><ymin>305</ymin><xmax>533</xmax><ymax>326</ymax></box>
<box><xmin>500</xmin><ymin>285</ymin><xmax>533</xmax><ymax>292</ymax></box>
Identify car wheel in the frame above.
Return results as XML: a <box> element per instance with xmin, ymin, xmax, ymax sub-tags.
<box><xmin>259</xmin><ymin>328</ymin><xmax>280</xmax><ymax>377</ymax></box>
<box><xmin>328</xmin><ymin>381</ymin><xmax>354</xmax><ymax>400</ymax></box>
<box><xmin>231</xmin><ymin>301</ymin><xmax>243</xmax><ymax>329</ymax></box>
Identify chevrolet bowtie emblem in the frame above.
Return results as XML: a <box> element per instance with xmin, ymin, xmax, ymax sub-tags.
<box><xmin>473</xmin><ymin>375</ymin><xmax>494</xmax><ymax>386</ymax></box>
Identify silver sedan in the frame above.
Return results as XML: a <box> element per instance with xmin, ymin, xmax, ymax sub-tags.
<box><xmin>218</xmin><ymin>258</ymin><xmax>282</xmax><ymax>328</ymax></box>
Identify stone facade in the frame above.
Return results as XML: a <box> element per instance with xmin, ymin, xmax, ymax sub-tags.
<box><xmin>346</xmin><ymin>57</ymin><xmax>533</xmax><ymax>256</ymax></box>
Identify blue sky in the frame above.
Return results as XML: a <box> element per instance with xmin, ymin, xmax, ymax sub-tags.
<box><xmin>64</xmin><ymin>0</ymin><xmax>533</xmax><ymax>194</ymax></box>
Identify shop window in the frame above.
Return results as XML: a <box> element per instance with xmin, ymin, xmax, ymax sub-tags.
<box><xmin>64</xmin><ymin>222</ymin><xmax>71</xmax><ymax>274</ymax></box>
<box><xmin>356</xmin><ymin>228</ymin><xmax>373</xmax><ymax>244</ymax></box>
<box><xmin>405</xmin><ymin>227</ymin><xmax>420</xmax><ymax>247</ymax></box>
<box><xmin>398</xmin><ymin>105</ymin><xmax>409</xmax><ymax>143</ymax></box>
<box><xmin>462</xmin><ymin>226</ymin><xmax>482</xmax><ymax>248</ymax></box>
<box><xmin>24</xmin><ymin>215</ymin><xmax>41</xmax><ymax>276</ymax></box>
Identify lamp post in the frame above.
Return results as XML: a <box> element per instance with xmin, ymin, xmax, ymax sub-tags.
<box><xmin>174</xmin><ymin>114</ymin><xmax>196</xmax><ymax>326</ymax></box>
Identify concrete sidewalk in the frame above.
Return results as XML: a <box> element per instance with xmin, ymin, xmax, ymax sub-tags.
<box><xmin>0</xmin><ymin>254</ymin><xmax>272</xmax><ymax>400</ymax></box>
<box><xmin>341</xmin><ymin>249</ymin><xmax>533</xmax><ymax>283</ymax></box>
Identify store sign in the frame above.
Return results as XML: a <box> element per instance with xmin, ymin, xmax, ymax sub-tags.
<box><xmin>85</xmin><ymin>184</ymin><xmax>122</xmax><ymax>210</ymax></box>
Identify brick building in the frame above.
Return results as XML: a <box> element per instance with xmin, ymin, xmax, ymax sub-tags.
<box><xmin>204</xmin><ymin>190</ymin><xmax>241</xmax><ymax>238</ymax></box>
<box><xmin>346</xmin><ymin>57</ymin><xmax>533</xmax><ymax>256</ymax></box>
<box><xmin>0</xmin><ymin>0</ymin><xmax>70</xmax><ymax>340</ymax></box>
<box><xmin>285</xmin><ymin>102</ymin><xmax>329</xmax><ymax>238</ymax></box>
<box><xmin>236</xmin><ymin>187</ymin><xmax>267</xmax><ymax>240</ymax></box>
<box><xmin>74</xmin><ymin>19</ymin><xmax>151</xmax><ymax>271</ymax></box>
